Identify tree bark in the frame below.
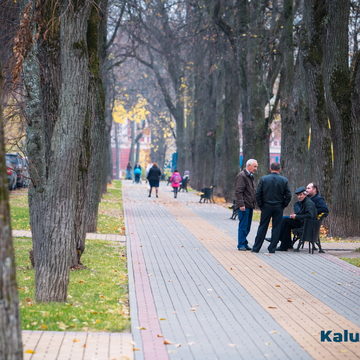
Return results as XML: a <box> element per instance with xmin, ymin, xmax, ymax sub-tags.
<box><xmin>322</xmin><ymin>0</ymin><xmax>360</xmax><ymax>236</ymax></box>
<box><xmin>0</xmin><ymin>61</ymin><xmax>23</xmax><ymax>360</ymax></box>
<box><xmin>279</xmin><ymin>0</ymin><xmax>310</xmax><ymax>200</ymax></box>
<box><xmin>25</xmin><ymin>0</ymin><xmax>91</xmax><ymax>301</ymax></box>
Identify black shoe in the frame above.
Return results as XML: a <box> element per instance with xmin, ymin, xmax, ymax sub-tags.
<box><xmin>238</xmin><ymin>247</ymin><xmax>247</xmax><ymax>251</ymax></box>
<box><xmin>245</xmin><ymin>245</ymin><xmax>252</xmax><ymax>251</ymax></box>
<box><xmin>268</xmin><ymin>251</ymin><xmax>275</xmax><ymax>254</ymax></box>
<box><xmin>265</xmin><ymin>237</ymin><xmax>271</xmax><ymax>242</ymax></box>
<box><xmin>148</xmin><ymin>194</ymin><xmax>151</xmax><ymax>197</ymax></box>
<box><xmin>276</xmin><ymin>247</ymin><xmax>288</xmax><ymax>251</ymax></box>
<box><xmin>251</xmin><ymin>249</ymin><xmax>259</xmax><ymax>253</ymax></box>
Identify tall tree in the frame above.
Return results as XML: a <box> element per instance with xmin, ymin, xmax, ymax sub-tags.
<box><xmin>23</xmin><ymin>0</ymin><xmax>92</xmax><ymax>301</ymax></box>
<box><xmin>322</xmin><ymin>0</ymin><xmax>360</xmax><ymax>236</ymax></box>
<box><xmin>0</xmin><ymin>61</ymin><xmax>23</xmax><ymax>360</ymax></box>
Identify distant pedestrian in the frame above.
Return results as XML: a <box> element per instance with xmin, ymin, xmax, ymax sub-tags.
<box><xmin>126</xmin><ymin>162</ymin><xmax>132</xmax><ymax>180</ymax></box>
<box><xmin>234</xmin><ymin>159</ymin><xmax>258</xmax><ymax>251</ymax></box>
<box><xmin>134</xmin><ymin>164</ymin><xmax>142</xmax><ymax>184</ymax></box>
<box><xmin>252</xmin><ymin>163</ymin><xmax>291</xmax><ymax>253</ymax></box>
<box><xmin>169</xmin><ymin>170</ymin><xmax>182</xmax><ymax>198</ymax></box>
<box><xmin>147</xmin><ymin>163</ymin><xmax>162</xmax><ymax>198</ymax></box>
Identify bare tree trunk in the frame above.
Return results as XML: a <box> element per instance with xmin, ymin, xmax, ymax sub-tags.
<box><xmin>0</xmin><ymin>61</ymin><xmax>23</xmax><ymax>360</ymax></box>
<box><xmin>25</xmin><ymin>0</ymin><xmax>91</xmax><ymax>301</ymax></box>
<box><xmin>114</xmin><ymin>123</ymin><xmax>120</xmax><ymax>179</ymax></box>
<box><xmin>302</xmin><ymin>0</ymin><xmax>333</xmax><ymax>201</ymax></box>
<box><xmin>322</xmin><ymin>0</ymin><xmax>360</xmax><ymax>236</ymax></box>
<box><xmin>280</xmin><ymin>0</ymin><xmax>310</xmax><ymax>200</ymax></box>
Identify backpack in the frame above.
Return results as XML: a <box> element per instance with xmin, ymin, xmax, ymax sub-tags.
<box><xmin>172</xmin><ymin>173</ymin><xmax>181</xmax><ymax>184</ymax></box>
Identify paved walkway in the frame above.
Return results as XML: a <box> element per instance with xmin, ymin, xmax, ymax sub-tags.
<box><xmin>19</xmin><ymin>182</ymin><xmax>360</xmax><ymax>359</ymax></box>
<box><xmin>124</xmin><ymin>182</ymin><xmax>360</xmax><ymax>360</ymax></box>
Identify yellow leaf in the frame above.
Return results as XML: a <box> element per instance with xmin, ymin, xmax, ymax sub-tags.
<box><xmin>40</xmin><ymin>324</ymin><xmax>48</xmax><ymax>330</ymax></box>
<box><xmin>163</xmin><ymin>339</ymin><xmax>172</xmax><ymax>345</ymax></box>
<box><xmin>72</xmin><ymin>339</ymin><xmax>80</xmax><ymax>343</ymax></box>
<box><xmin>25</xmin><ymin>350</ymin><xmax>36</xmax><ymax>354</ymax></box>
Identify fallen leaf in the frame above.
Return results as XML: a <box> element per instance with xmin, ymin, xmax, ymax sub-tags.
<box><xmin>268</xmin><ymin>306</ymin><xmax>277</xmax><ymax>309</ymax></box>
<box><xmin>159</xmin><ymin>318</ymin><xmax>167</xmax><ymax>321</ymax></box>
<box><xmin>270</xmin><ymin>330</ymin><xmax>278</xmax><ymax>334</ymax></box>
<box><xmin>24</xmin><ymin>350</ymin><xmax>35</xmax><ymax>354</ymax></box>
<box><xmin>175</xmin><ymin>344</ymin><xmax>182</xmax><ymax>348</ymax></box>
<box><xmin>157</xmin><ymin>334</ymin><xmax>164</xmax><ymax>338</ymax></box>
<box><xmin>287</xmin><ymin>299</ymin><xmax>294</xmax><ymax>302</ymax></box>
<box><xmin>72</xmin><ymin>339</ymin><xmax>80</xmax><ymax>343</ymax></box>
<box><xmin>190</xmin><ymin>307</ymin><xmax>197</xmax><ymax>312</ymax></box>
<box><xmin>133</xmin><ymin>347</ymin><xmax>141</xmax><ymax>351</ymax></box>
<box><xmin>275</xmin><ymin>285</ymin><xmax>281</xmax><ymax>288</ymax></box>
<box><xmin>137</xmin><ymin>326</ymin><xmax>147</xmax><ymax>330</ymax></box>
<box><xmin>163</xmin><ymin>339</ymin><xmax>172</xmax><ymax>345</ymax></box>
<box><xmin>40</xmin><ymin>324</ymin><xmax>48</xmax><ymax>330</ymax></box>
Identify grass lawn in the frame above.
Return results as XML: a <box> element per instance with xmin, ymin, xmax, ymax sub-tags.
<box><xmin>340</xmin><ymin>258</ymin><xmax>360</xmax><ymax>267</ymax></box>
<box><xmin>16</xmin><ymin>238</ymin><xmax>130</xmax><ymax>332</ymax></box>
<box><xmin>9</xmin><ymin>180</ymin><xmax>125</xmax><ymax>235</ymax></box>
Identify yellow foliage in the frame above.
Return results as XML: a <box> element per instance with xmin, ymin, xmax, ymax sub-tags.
<box><xmin>112</xmin><ymin>96</ymin><xmax>150</xmax><ymax>124</ymax></box>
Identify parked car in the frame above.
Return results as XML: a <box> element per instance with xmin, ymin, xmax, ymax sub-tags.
<box><xmin>6</xmin><ymin>153</ymin><xmax>28</xmax><ymax>188</ymax></box>
<box><xmin>6</xmin><ymin>158</ymin><xmax>17</xmax><ymax>190</ymax></box>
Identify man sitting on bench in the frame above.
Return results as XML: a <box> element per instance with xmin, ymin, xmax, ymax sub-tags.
<box><xmin>305</xmin><ymin>183</ymin><xmax>329</xmax><ymax>216</ymax></box>
<box><xmin>269</xmin><ymin>186</ymin><xmax>317</xmax><ymax>252</ymax></box>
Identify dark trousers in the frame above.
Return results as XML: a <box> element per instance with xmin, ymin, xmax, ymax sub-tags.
<box><xmin>270</xmin><ymin>218</ymin><xmax>303</xmax><ymax>251</ymax></box>
<box><xmin>253</xmin><ymin>205</ymin><xmax>284</xmax><ymax>252</ymax></box>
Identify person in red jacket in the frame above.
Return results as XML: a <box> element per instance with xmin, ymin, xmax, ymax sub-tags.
<box><xmin>169</xmin><ymin>170</ymin><xmax>182</xmax><ymax>199</ymax></box>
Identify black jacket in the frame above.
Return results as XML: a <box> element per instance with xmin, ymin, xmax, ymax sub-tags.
<box><xmin>294</xmin><ymin>193</ymin><xmax>329</xmax><ymax>215</ymax></box>
<box><xmin>256</xmin><ymin>173</ymin><xmax>291</xmax><ymax>209</ymax></box>
<box><xmin>147</xmin><ymin>166</ymin><xmax>161</xmax><ymax>181</ymax></box>
<box><xmin>294</xmin><ymin>197</ymin><xmax>317</xmax><ymax>222</ymax></box>
<box><xmin>309</xmin><ymin>193</ymin><xmax>329</xmax><ymax>215</ymax></box>
<box><xmin>235</xmin><ymin>169</ymin><xmax>256</xmax><ymax>209</ymax></box>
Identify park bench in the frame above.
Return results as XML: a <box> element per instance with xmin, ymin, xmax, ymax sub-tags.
<box><xmin>292</xmin><ymin>213</ymin><xmax>327</xmax><ymax>254</ymax></box>
<box><xmin>199</xmin><ymin>186</ymin><xmax>215</xmax><ymax>203</ymax></box>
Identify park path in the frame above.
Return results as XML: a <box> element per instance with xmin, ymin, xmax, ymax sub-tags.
<box><xmin>124</xmin><ymin>181</ymin><xmax>360</xmax><ymax>360</ymax></box>
<box><xmin>19</xmin><ymin>231</ymin><xmax>133</xmax><ymax>360</ymax></box>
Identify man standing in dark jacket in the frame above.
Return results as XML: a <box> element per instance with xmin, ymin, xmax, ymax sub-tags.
<box><xmin>252</xmin><ymin>163</ymin><xmax>291</xmax><ymax>253</ymax></box>
<box><xmin>271</xmin><ymin>186</ymin><xmax>317</xmax><ymax>251</ymax></box>
<box><xmin>234</xmin><ymin>159</ymin><xmax>258</xmax><ymax>251</ymax></box>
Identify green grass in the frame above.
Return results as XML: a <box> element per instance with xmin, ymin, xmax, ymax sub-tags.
<box><xmin>340</xmin><ymin>258</ymin><xmax>360</xmax><ymax>267</ymax></box>
<box><xmin>16</xmin><ymin>239</ymin><xmax>130</xmax><ymax>332</ymax></box>
<box><xmin>10</xmin><ymin>181</ymin><xmax>125</xmax><ymax>235</ymax></box>
<box><xmin>97</xmin><ymin>180</ymin><xmax>125</xmax><ymax>235</ymax></box>
<box><xmin>9</xmin><ymin>189</ymin><xmax>30</xmax><ymax>230</ymax></box>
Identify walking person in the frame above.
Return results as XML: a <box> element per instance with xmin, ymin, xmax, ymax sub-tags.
<box><xmin>147</xmin><ymin>162</ymin><xmax>162</xmax><ymax>198</ymax></box>
<box><xmin>234</xmin><ymin>159</ymin><xmax>258</xmax><ymax>251</ymax></box>
<box><xmin>252</xmin><ymin>163</ymin><xmax>291</xmax><ymax>253</ymax></box>
<box><xmin>169</xmin><ymin>170</ymin><xmax>182</xmax><ymax>198</ymax></box>
<box><xmin>125</xmin><ymin>162</ymin><xmax>132</xmax><ymax>180</ymax></box>
<box><xmin>134</xmin><ymin>164</ymin><xmax>142</xmax><ymax>184</ymax></box>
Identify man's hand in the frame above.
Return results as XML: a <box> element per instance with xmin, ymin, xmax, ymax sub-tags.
<box><xmin>240</xmin><ymin>206</ymin><xmax>246</xmax><ymax>211</ymax></box>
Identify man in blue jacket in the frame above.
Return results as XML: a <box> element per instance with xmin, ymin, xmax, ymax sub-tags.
<box><xmin>306</xmin><ymin>183</ymin><xmax>329</xmax><ymax>215</ymax></box>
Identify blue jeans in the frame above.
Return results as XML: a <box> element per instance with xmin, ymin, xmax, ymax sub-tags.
<box><xmin>237</xmin><ymin>208</ymin><xmax>253</xmax><ymax>249</ymax></box>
